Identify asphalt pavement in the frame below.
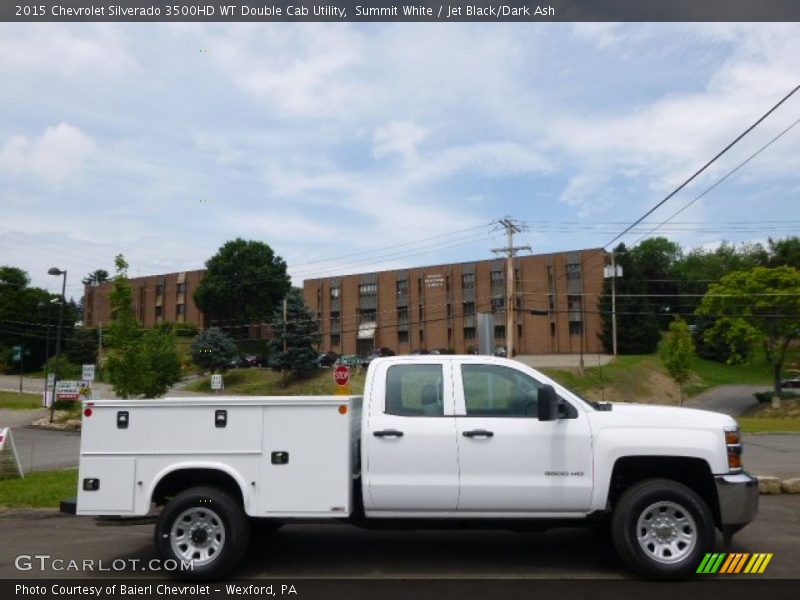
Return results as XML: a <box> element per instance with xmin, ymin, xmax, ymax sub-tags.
<box><xmin>0</xmin><ymin>495</ymin><xmax>796</xmax><ymax>579</ymax></box>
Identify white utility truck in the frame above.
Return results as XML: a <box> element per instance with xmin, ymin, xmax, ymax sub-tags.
<box><xmin>74</xmin><ymin>355</ymin><xmax>758</xmax><ymax>579</ymax></box>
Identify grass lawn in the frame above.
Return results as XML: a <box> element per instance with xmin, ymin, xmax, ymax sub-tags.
<box><xmin>737</xmin><ymin>395</ymin><xmax>800</xmax><ymax>433</ymax></box>
<box><xmin>186</xmin><ymin>367</ymin><xmax>368</xmax><ymax>396</ymax></box>
<box><xmin>0</xmin><ymin>469</ymin><xmax>77</xmax><ymax>509</ymax></box>
<box><xmin>738</xmin><ymin>418</ymin><xmax>800</xmax><ymax>433</ymax></box>
<box><xmin>541</xmin><ymin>348</ymin><xmax>790</xmax><ymax>404</ymax></box>
<box><xmin>0</xmin><ymin>390</ymin><xmax>42</xmax><ymax>410</ymax></box>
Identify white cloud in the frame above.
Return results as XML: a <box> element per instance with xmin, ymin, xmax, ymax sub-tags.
<box><xmin>373</xmin><ymin>121</ymin><xmax>428</xmax><ymax>162</ymax></box>
<box><xmin>0</xmin><ymin>123</ymin><xmax>96</xmax><ymax>185</ymax></box>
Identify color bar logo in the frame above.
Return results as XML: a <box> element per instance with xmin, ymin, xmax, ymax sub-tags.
<box><xmin>697</xmin><ymin>553</ymin><xmax>773</xmax><ymax>574</ymax></box>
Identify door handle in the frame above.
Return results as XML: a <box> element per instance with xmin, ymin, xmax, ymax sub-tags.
<box><xmin>373</xmin><ymin>429</ymin><xmax>404</xmax><ymax>438</ymax></box>
<box><xmin>463</xmin><ymin>429</ymin><xmax>494</xmax><ymax>438</ymax></box>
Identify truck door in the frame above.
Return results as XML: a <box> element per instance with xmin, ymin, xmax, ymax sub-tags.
<box><xmin>454</xmin><ymin>362</ymin><xmax>593</xmax><ymax>513</ymax></box>
<box><xmin>363</xmin><ymin>361</ymin><xmax>459</xmax><ymax>513</ymax></box>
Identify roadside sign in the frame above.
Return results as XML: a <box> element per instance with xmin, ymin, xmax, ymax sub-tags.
<box><xmin>334</xmin><ymin>384</ymin><xmax>352</xmax><ymax>396</ymax></box>
<box><xmin>211</xmin><ymin>374</ymin><xmax>223</xmax><ymax>390</ymax></box>
<box><xmin>55</xmin><ymin>381</ymin><xmax>90</xmax><ymax>401</ymax></box>
<box><xmin>82</xmin><ymin>364</ymin><xmax>96</xmax><ymax>382</ymax></box>
<box><xmin>11</xmin><ymin>346</ymin><xmax>21</xmax><ymax>362</ymax></box>
<box><xmin>333</xmin><ymin>365</ymin><xmax>350</xmax><ymax>386</ymax></box>
<box><xmin>0</xmin><ymin>427</ymin><xmax>6</xmax><ymax>451</ymax></box>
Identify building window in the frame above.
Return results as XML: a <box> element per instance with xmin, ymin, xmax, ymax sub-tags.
<box><xmin>330</xmin><ymin>311</ymin><xmax>340</xmax><ymax>329</ymax></box>
<box><xmin>490</xmin><ymin>270</ymin><xmax>504</xmax><ymax>285</ymax></box>
<box><xmin>359</xmin><ymin>309</ymin><xmax>376</xmax><ymax>324</ymax></box>
<box><xmin>568</xmin><ymin>295</ymin><xmax>582</xmax><ymax>313</ymax></box>
<box><xmin>566</xmin><ymin>263</ymin><xmax>582</xmax><ymax>280</ymax></box>
<box><xmin>398</xmin><ymin>330</ymin><xmax>409</xmax><ymax>344</ymax></box>
<box><xmin>547</xmin><ymin>266</ymin><xmax>554</xmax><ymax>286</ymax></box>
<box><xmin>396</xmin><ymin>280</ymin><xmax>408</xmax><ymax>296</ymax></box>
<box><xmin>464</xmin><ymin>327</ymin><xmax>476</xmax><ymax>340</ymax></box>
<box><xmin>462</xmin><ymin>273</ymin><xmax>475</xmax><ymax>289</ymax></box>
<box><xmin>155</xmin><ymin>279</ymin><xmax>165</xmax><ymax>295</ymax></box>
<box><xmin>155</xmin><ymin>305</ymin><xmax>163</xmax><ymax>318</ymax></box>
<box><xmin>331</xmin><ymin>334</ymin><xmax>341</xmax><ymax>347</ymax></box>
<box><xmin>446</xmin><ymin>276</ymin><xmax>451</xmax><ymax>293</ymax></box>
<box><xmin>517</xmin><ymin>324</ymin><xmax>523</xmax><ymax>339</ymax></box>
<box><xmin>550</xmin><ymin>323</ymin><xmax>556</xmax><ymax>337</ymax></box>
<box><xmin>419</xmin><ymin>329</ymin><xmax>424</xmax><ymax>342</ymax></box>
<box><xmin>397</xmin><ymin>307</ymin><xmax>408</xmax><ymax>324</ymax></box>
<box><xmin>359</xmin><ymin>283</ymin><xmax>377</xmax><ymax>297</ymax></box>
<box><xmin>330</xmin><ymin>286</ymin><xmax>340</xmax><ymax>299</ymax></box>
<box><xmin>176</xmin><ymin>282</ymin><xmax>186</xmax><ymax>295</ymax></box>
<box><xmin>176</xmin><ymin>304</ymin><xmax>185</xmax><ymax>317</ymax></box>
<box><xmin>494</xmin><ymin>325</ymin><xmax>505</xmax><ymax>339</ymax></box>
<box><xmin>491</xmin><ymin>297</ymin><xmax>505</xmax><ymax>312</ymax></box>
<box><xmin>463</xmin><ymin>301</ymin><xmax>476</xmax><ymax>316</ymax></box>
<box><xmin>418</xmin><ymin>305</ymin><xmax>423</xmax><ymax>321</ymax></box>
<box><xmin>549</xmin><ymin>294</ymin><xmax>555</xmax><ymax>311</ymax></box>
<box><xmin>569</xmin><ymin>321</ymin><xmax>583</xmax><ymax>336</ymax></box>
<box><xmin>447</xmin><ymin>304</ymin><xmax>452</xmax><ymax>318</ymax></box>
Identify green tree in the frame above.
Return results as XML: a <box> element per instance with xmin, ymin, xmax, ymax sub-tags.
<box><xmin>82</xmin><ymin>269</ymin><xmax>110</xmax><ymax>286</ymax></box>
<box><xmin>194</xmin><ymin>239</ymin><xmax>291</xmax><ymax>331</ymax></box>
<box><xmin>191</xmin><ymin>327</ymin><xmax>239</xmax><ymax>373</ymax></box>
<box><xmin>599</xmin><ymin>243</ymin><xmax>662</xmax><ymax>354</ymax></box>
<box><xmin>105</xmin><ymin>255</ymin><xmax>182</xmax><ymax>398</ymax></box>
<box><xmin>270</xmin><ymin>288</ymin><xmax>320</xmax><ymax>379</ymax></box>
<box><xmin>0</xmin><ymin>265</ymin><xmax>70</xmax><ymax>372</ymax></box>
<box><xmin>768</xmin><ymin>236</ymin><xmax>800</xmax><ymax>268</ymax></box>
<box><xmin>65</xmin><ymin>328</ymin><xmax>99</xmax><ymax>366</ymax></box>
<box><xmin>659</xmin><ymin>317</ymin><xmax>695</xmax><ymax>406</ymax></box>
<box><xmin>696</xmin><ymin>266</ymin><xmax>800</xmax><ymax>407</ymax></box>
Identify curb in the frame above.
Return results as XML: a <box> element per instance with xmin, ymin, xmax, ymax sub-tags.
<box><xmin>756</xmin><ymin>475</ymin><xmax>800</xmax><ymax>495</ymax></box>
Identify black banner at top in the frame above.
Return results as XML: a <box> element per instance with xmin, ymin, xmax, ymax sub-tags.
<box><xmin>3</xmin><ymin>0</ymin><xmax>800</xmax><ymax>23</ymax></box>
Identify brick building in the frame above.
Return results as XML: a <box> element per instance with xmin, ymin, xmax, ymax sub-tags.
<box><xmin>303</xmin><ymin>248</ymin><xmax>608</xmax><ymax>356</ymax></box>
<box><xmin>83</xmin><ymin>269</ymin><xmax>206</xmax><ymax>330</ymax></box>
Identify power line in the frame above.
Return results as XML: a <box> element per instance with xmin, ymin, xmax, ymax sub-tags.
<box><xmin>604</xmin><ymin>84</ymin><xmax>800</xmax><ymax>250</ymax></box>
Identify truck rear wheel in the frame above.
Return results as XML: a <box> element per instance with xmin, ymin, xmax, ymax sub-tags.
<box><xmin>611</xmin><ymin>479</ymin><xmax>714</xmax><ymax>579</ymax></box>
<box><xmin>155</xmin><ymin>486</ymin><xmax>250</xmax><ymax>579</ymax></box>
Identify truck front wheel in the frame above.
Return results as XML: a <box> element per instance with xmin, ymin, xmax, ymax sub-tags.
<box><xmin>611</xmin><ymin>479</ymin><xmax>714</xmax><ymax>579</ymax></box>
<box><xmin>155</xmin><ymin>486</ymin><xmax>250</xmax><ymax>579</ymax></box>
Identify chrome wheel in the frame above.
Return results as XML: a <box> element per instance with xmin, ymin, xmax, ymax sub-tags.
<box><xmin>170</xmin><ymin>506</ymin><xmax>226</xmax><ymax>566</ymax></box>
<box><xmin>636</xmin><ymin>501</ymin><xmax>697</xmax><ymax>565</ymax></box>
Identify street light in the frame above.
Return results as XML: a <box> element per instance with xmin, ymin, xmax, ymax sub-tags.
<box><xmin>48</xmin><ymin>267</ymin><xmax>67</xmax><ymax>423</ymax></box>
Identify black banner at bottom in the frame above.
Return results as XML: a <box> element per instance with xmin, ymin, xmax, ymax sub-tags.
<box><xmin>3</xmin><ymin>579</ymin><xmax>799</xmax><ymax>600</ymax></box>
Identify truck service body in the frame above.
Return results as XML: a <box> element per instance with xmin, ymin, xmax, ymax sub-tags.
<box><xmin>75</xmin><ymin>355</ymin><xmax>758</xmax><ymax>578</ymax></box>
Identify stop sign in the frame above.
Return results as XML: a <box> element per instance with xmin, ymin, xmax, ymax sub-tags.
<box><xmin>333</xmin><ymin>365</ymin><xmax>350</xmax><ymax>386</ymax></box>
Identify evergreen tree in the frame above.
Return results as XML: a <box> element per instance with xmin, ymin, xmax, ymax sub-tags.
<box><xmin>191</xmin><ymin>327</ymin><xmax>239</xmax><ymax>373</ymax></box>
<box><xmin>270</xmin><ymin>288</ymin><xmax>320</xmax><ymax>379</ymax></box>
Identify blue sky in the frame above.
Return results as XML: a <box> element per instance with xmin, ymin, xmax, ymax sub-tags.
<box><xmin>1</xmin><ymin>22</ymin><xmax>799</xmax><ymax>300</ymax></box>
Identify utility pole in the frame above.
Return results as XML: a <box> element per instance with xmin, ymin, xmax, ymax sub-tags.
<box><xmin>283</xmin><ymin>298</ymin><xmax>288</xmax><ymax>355</ymax></box>
<box><xmin>492</xmin><ymin>218</ymin><xmax>531</xmax><ymax>358</ymax></box>
<box><xmin>611</xmin><ymin>254</ymin><xmax>618</xmax><ymax>358</ymax></box>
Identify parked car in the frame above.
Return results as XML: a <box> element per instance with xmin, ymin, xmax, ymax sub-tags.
<box><xmin>244</xmin><ymin>354</ymin><xmax>266</xmax><ymax>368</ymax></box>
<box><xmin>336</xmin><ymin>354</ymin><xmax>360</xmax><ymax>368</ymax></box>
<box><xmin>780</xmin><ymin>376</ymin><xmax>800</xmax><ymax>389</ymax></box>
<box><xmin>316</xmin><ymin>351</ymin><xmax>340</xmax><ymax>368</ymax></box>
<box><xmin>360</xmin><ymin>347</ymin><xmax>395</xmax><ymax>368</ymax></box>
<box><xmin>494</xmin><ymin>346</ymin><xmax>507</xmax><ymax>357</ymax></box>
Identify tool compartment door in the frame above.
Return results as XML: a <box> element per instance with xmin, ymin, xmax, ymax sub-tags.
<box><xmin>259</xmin><ymin>403</ymin><xmax>351</xmax><ymax>515</ymax></box>
<box><xmin>77</xmin><ymin>456</ymin><xmax>136</xmax><ymax>514</ymax></box>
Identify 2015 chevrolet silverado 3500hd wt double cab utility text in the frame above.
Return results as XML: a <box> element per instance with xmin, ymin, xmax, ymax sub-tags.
<box><xmin>74</xmin><ymin>355</ymin><xmax>758</xmax><ymax>579</ymax></box>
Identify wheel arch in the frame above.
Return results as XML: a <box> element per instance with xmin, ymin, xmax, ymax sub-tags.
<box><xmin>607</xmin><ymin>455</ymin><xmax>721</xmax><ymax>527</ymax></box>
<box><xmin>149</xmin><ymin>463</ymin><xmax>249</xmax><ymax>511</ymax></box>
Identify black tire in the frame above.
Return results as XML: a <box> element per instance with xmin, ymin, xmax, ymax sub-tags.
<box><xmin>155</xmin><ymin>486</ymin><xmax>250</xmax><ymax>580</ymax></box>
<box><xmin>611</xmin><ymin>479</ymin><xmax>714</xmax><ymax>580</ymax></box>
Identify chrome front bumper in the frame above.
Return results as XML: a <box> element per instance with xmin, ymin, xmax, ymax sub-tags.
<box><xmin>715</xmin><ymin>471</ymin><xmax>759</xmax><ymax>536</ymax></box>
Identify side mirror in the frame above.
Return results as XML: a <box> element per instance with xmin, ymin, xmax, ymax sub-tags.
<box><xmin>537</xmin><ymin>385</ymin><xmax>559</xmax><ymax>421</ymax></box>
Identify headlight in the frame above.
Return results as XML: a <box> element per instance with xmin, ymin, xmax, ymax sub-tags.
<box><xmin>725</xmin><ymin>426</ymin><xmax>743</xmax><ymax>472</ymax></box>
